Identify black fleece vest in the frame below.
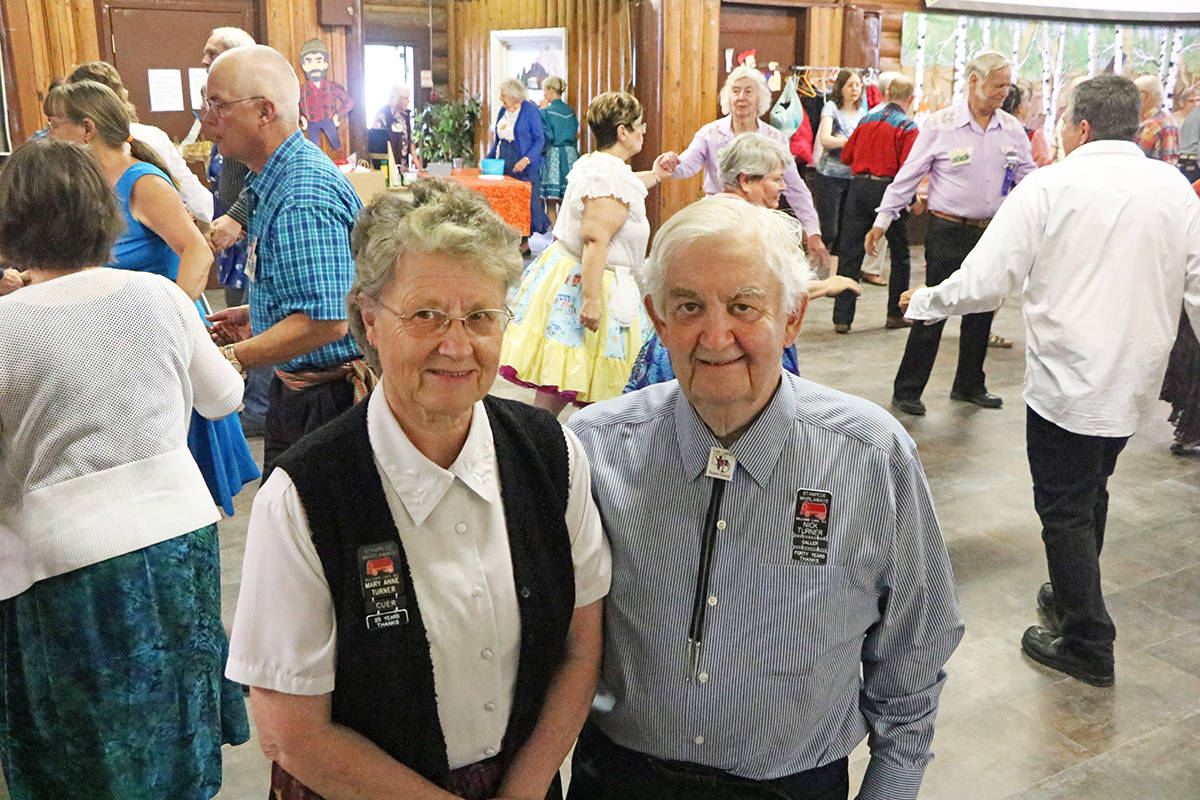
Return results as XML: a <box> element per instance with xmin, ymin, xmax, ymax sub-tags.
<box><xmin>277</xmin><ymin>395</ymin><xmax>575</xmax><ymax>789</ymax></box>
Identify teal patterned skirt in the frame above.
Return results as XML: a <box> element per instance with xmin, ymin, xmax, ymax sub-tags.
<box><xmin>0</xmin><ymin>524</ymin><xmax>249</xmax><ymax>800</ymax></box>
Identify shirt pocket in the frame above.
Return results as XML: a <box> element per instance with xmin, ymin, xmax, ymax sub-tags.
<box><xmin>746</xmin><ymin>563</ymin><xmax>851</xmax><ymax>676</ymax></box>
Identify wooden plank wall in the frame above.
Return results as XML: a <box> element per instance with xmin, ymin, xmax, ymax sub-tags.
<box><xmin>446</xmin><ymin>0</ymin><xmax>634</xmax><ymax>159</ymax></box>
<box><xmin>362</xmin><ymin>0</ymin><xmax>449</xmax><ymax>96</ymax></box>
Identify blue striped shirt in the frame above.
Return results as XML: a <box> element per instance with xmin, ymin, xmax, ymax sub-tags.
<box><xmin>246</xmin><ymin>130</ymin><xmax>362</xmax><ymax>372</ymax></box>
<box><xmin>567</xmin><ymin>374</ymin><xmax>963</xmax><ymax>800</ymax></box>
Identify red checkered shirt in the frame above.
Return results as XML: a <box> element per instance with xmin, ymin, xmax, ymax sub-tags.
<box><xmin>1134</xmin><ymin>110</ymin><xmax>1180</xmax><ymax>166</ymax></box>
<box><xmin>301</xmin><ymin>80</ymin><xmax>354</xmax><ymax>122</ymax></box>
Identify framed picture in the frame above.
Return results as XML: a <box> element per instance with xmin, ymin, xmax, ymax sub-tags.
<box><xmin>489</xmin><ymin>27</ymin><xmax>567</xmax><ymax>108</ymax></box>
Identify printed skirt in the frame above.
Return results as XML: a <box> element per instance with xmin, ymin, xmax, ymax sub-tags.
<box><xmin>500</xmin><ymin>241</ymin><xmax>651</xmax><ymax>405</ymax></box>
<box><xmin>0</xmin><ymin>524</ymin><xmax>249</xmax><ymax>800</ymax></box>
<box><xmin>541</xmin><ymin>145</ymin><xmax>578</xmax><ymax>200</ymax></box>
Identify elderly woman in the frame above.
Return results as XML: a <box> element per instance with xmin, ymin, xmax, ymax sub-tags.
<box><xmin>46</xmin><ymin>79</ymin><xmax>259</xmax><ymax>515</ymax></box>
<box><xmin>500</xmin><ymin>91</ymin><xmax>669</xmax><ymax>414</ymax></box>
<box><xmin>372</xmin><ymin>83</ymin><xmax>421</xmax><ymax>171</ymax></box>
<box><xmin>539</xmin><ymin>76</ymin><xmax>579</xmax><ymax>224</ymax></box>
<box><xmin>487</xmin><ymin>77</ymin><xmax>549</xmax><ymax>234</ymax></box>
<box><xmin>657</xmin><ymin>64</ymin><xmax>829</xmax><ymax>268</ymax></box>
<box><xmin>1003</xmin><ymin>83</ymin><xmax>1053</xmax><ymax>167</ymax></box>
<box><xmin>226</xmin><ymin>179</ymin><xmax>610</xmax><ymax>800</ymax></box>
<box><xmin>0</xmin><ymin>139</ymin><xmax>248</xmax><ymax>799</ymax></box>
<box><xmin>627</xmin><ymin>132</ymin><xmax>857</xmax><ymax>391</ymax></box>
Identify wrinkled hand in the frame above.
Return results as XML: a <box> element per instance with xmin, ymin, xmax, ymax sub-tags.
<box><xmin>655</xmin><ymin>151</ymin><xmax>680</xmax><ymax>174</ymax></box>
<box><xmin>208</xmin><ymin>304</ymin><xmax>252</xmax><ymax>345</ymax></box>
<box><xmin>208</xmin><ymin>216</ymin><xmax>244</xmax><ymax>253</ymax></box>
<box><xmin>513</xmin><ymin>156</ymin><xmax>531</xmax><ymax>174</ymax></box>
<box><xmin>808</xmin><ymin>274</ymin><xmax>862</xmax><ymax>299</ymax></box>
<box><xmin>579</xmin><ymin>297</ymin><xmax>602</xmax><ymax>332</ymax></box>
<box><xmin>898</xmin><ymin>286</ymin><xmax>923</xmax><ymax>312</ymax></box>
<box><xmin>864</xmin><ymin>227</ymin><xmax>885</xmax><ymax>258</ymax></box>
<box><xmin>0</xmin><ymin>268</ymin><xmax>26</xmax><ymax>296</ymax></box>
<box><xmin>805</xmin><ymin>234</ymin><xmax>830</xmax><ymax>271</ymax></box>
<box><xmin>909</xmin><ymin>194</ymin><xmax>927</xmax><ymax>215</ymax></box>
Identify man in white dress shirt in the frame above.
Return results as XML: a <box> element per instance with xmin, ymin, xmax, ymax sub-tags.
<box><xmin>902</xmin><ymin>74</ymin><xmax>1200</xmax><ymax>687</ymax></box>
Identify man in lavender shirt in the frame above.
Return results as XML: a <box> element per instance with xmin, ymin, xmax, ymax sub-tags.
<box><xmin>657</xmin><ymin>64</ymin><xmax>830</xmax><ymax>269</ymax></box>
<box><xmin>867</xmin><ymin>51</ymin><xmax>1035</xmax><ymax>416</ymax></box>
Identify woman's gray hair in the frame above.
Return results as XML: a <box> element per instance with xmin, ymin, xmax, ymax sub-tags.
<box><xmin>720</xmin><ymin>65</ymin><xmax>772</xmax><ymax>117</ymax></box>
<box><xmin>543</xmin><ymin>76</ymin><xmax>566</xmax><ymax>96</ymax></box>
<box><xmin>640</xmin><ymin>197</ymin><xmax>813</xmax><ymax>315</ymax></box>
<box><xmin>347</xmin><ymin>178</ymin><xmax>523</xmax><ymax>373</ymax></box>
<box><xmin>965</xmin><ymin>50</ymin><xmax>1010</xmax><ymax>83</ymax></box>
<box><xmin>718</xmin><ymin>133</ymin><xmax>790</xmax><ymax>191</ymax></box>
<box><xmin>499</xmin><ymin>78</ymin><xmax>528</xmax><ymax>102</ymax></box>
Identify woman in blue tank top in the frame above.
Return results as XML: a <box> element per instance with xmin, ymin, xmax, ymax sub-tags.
<box><xmin>46</xmin><ymin>80</ymin><xmax>259</xmax><ymax>515</ymax></box>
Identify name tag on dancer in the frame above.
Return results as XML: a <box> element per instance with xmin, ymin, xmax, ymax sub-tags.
<box><xmin>705</xmin><ymin>447</ymin><xmax>736</xmax><ymax>481</ymax></box>
<box><xmin>244</xmin><ymin>237</ymin><xmax>258</xmax><ymax>282</ymax></box>
<box><xmin>792</xmin><ymin>489</ymin><xmax>832</xmax><ymax>565</ymax></box>
<box><xmin>357</xmin><ymin>542</ymin><xmax>410</xmax><ymax>630</ymax></box>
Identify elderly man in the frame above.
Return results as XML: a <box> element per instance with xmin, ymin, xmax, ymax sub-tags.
<box><xmin>869</xmin><ymin>51</ymin><xmax>1035</xmax><ymax>416</ymax></box>
<box><xmin>201</xmin><ymin>26</ymin><xmax>257</xmax><ymax>259</ymax></box>
<box><xmin>901</xmin><ymin>75</ymin><xmax>1200</xmax><ymax>686</ymax></box>
<box><xmin>565</xmin><ymin>197</ymin><xmax>963</xmax><ymax>800</ymax></box>
<box><xmin>833</xmin><ymin>74</ymin><xmax>920</xmax><ymax>333</ymax></box>
<box><xmin>205</xmin><ymin>45</ymin><xmax>365</xmax><ymax>475</ymax></box>
<box><xmin>1134</xmin><ymin>75</ymin><xmax>1181</xmax><ymax>166</ymax></box>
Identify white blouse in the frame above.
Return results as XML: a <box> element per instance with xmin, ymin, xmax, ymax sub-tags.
<box><xmin>552</xmin><ymin>151</ymin><xmax>650</xmax><ymax>270</ymax></box>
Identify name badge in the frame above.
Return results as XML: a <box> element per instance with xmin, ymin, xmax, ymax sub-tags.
<box><xmin>357</xmin><ymin>542</ymin><xmax>410</xmax><ymax>630</ymax></box>
<box><xmin>705</xmin><ymin>447</ymin><xmax>736</xmax><ymax>481</ymax></box>
<box><xmin>244</xmin><ymin>236</ymin><xmax>258</xmax><ymax>282</ymax></box>
<box><xmin>792</xmin><ymin>488</ymin><xmax>832</xmax><ymax>565</ymax></box>
<box><xmin>948</xmin><ymin>147</ymin><xmax>973</xmax><ymax>167</ymax></box>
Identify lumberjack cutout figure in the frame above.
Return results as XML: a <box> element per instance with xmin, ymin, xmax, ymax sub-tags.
<box><xmin>299</xmin><ymin>38</ymin><xmax>353</xmax><ymax>153</ymax></box>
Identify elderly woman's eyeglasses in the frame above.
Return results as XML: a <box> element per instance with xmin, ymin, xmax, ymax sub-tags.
<box><xmin>375</xmin><ymin>300</ymin><xmax>514</xmax><ymax>338</ymax></box>
<box><xmin>201</xmin><ymin>96</ymin><xmax>265</xmax><ymax>118</ymax></box>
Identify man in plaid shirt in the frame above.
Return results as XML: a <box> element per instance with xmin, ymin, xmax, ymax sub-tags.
<box><xmin>1134</xmin><ymin>76</ymin><xmax>1180</xmax><ymax>166</ymax></box>
<box><xmin>205</xmin><ymin>45</ymin><xmax>367</xmax><ymax>476</ymax></box>
<box><xmin>299</xmin><ymin>38</ymin><xmax>354</xmax><ymax>152</ymax></box>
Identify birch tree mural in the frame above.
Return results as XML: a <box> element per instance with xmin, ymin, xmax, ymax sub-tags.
<box><xmin>1040</xmin><ymin>22</ymin><xmax>1053</xmax><ymax>124</ymax></box>
<box><xmin>951</xmin><ymin>16</ymin><xmax>969</xmax><ymax>107</ymax></box>
<box><xmin>1114</xmin><ymin>26</ymin><xmax>1125</xmax><ymax>74</ymax></box>
<box><xmin>914</xmin><ymin>14</ymin><xmax>928</xmax><ymax>109</ymax></box>
<box><xmin>1166</xmin><ymin>29</ymin><xmax>1185</xmax><ymax>110</ymax></box>
<box><xmin>1088</xmin><ymin>25</ymin><xmax>1098</xmax><ymax>77</ymax></box>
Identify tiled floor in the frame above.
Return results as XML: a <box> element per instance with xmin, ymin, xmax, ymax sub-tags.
<box><xmin>6</xmin><ymin>252</ymin><xmax>1199</xmax><ymax>799</ymax></box>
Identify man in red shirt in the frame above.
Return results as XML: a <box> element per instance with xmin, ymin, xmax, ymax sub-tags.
<box><xmin>832</xmin><ymin>75</ymin><xmax>920</xmax><ymax>332</ymax></box>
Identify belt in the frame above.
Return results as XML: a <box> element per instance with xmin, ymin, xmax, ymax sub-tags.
<box><xmin>853</xmin><ymin>172</ymin><xmax>894</xmax><ymax>182</ymax></box>
<box><xmin>931</xmin><ymin>210</ymin><xmax>992</xmax><ymax>228</ymax></box>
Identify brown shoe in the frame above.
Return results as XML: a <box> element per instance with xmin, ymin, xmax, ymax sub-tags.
<box><xmin>885</xmin><ymin>316</ymin><xmax>913</xmax><ymax>328</ymax></box>
<box><xmin>862</xmin><ymin>273</ymin><xmax>888</xmax><ymax>286</ymax></box>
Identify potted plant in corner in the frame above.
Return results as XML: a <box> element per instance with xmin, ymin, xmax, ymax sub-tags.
<box><xmin>413</xmin><ymin>90</ymin><xmax>483</xmax><ymax>169</ymax></box>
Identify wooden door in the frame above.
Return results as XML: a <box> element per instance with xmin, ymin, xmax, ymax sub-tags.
<box><xmin>100</xmin><ymin>0</ymin><xmax>256</xmax><ymax>141</ymax></box>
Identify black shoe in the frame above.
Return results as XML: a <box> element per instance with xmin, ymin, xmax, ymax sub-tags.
<box><xmin>834</xmin><ymin>323</ymin><xmax>851</xmax><ymax>334</ymax></box>
<box><xmin>1037</xmin><ymin>582</ymin><xmax>1062</xmax><ymax>634</ymax></box>
<box><xmin>891</xmin><ymin>396</ymin><xmax>926</xmax><ymax>416</ymax></box>
<box><xmin>1021</xmin><ymin>625</ymin><xmax>1113</xmax><ymax>687</ymax></box>
<box><xmin>950</xmin><ymin>389</ymin><xmax>1003</xmax><ymax>408</ymax></box>
<box><xmin>1170</xmin><ymin>441</ymin><xmax>1200</xmax><ymax>456</ymax></box>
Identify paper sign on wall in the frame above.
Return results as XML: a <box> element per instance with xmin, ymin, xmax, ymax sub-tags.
<box><xmin>188</xmin><ymin>68</ymin><xmax>208</xmax><ymax>110</ymax></box>
<box><xmin>147</xmin><ymin>69</ymin><xmax>184</xmax><ymax>112</ymax></box>
<box><xmin>420</xmin><ymin>69</ymin><xmax>433</xmax><ymax>88</ymax></box>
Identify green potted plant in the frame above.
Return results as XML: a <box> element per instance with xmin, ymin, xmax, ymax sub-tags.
<box><xmin>413</xmin><ymin>91</ymin><xmax>483</xmax><ymax>166</ymax></box>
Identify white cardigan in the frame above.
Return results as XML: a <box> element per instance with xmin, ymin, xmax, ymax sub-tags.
<box><xmin>0</xmin><ymin>269</ymin><xmax>244</xmax><ymax>599</ymax></box>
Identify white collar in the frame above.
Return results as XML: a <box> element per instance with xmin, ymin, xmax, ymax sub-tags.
<box><xmin>366</xmin><ymin>384</ymin><xmax>500</xmax><ymax>525</ymax></box>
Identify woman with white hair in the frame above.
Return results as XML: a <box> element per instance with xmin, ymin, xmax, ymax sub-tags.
<box><xmin>371</xmin><ymin>83</ymin><xmax>420</xmax><ymax>171</ymax></box>
<box><xmin>626</xmin><ymin>132</ymin><xmax>858</xmax><ymax>391</ymax></box>
<box><xmin>486</xmin><ymin>78</ymin><xmax>549</xmax><ymax>234</ymax></box>
<box><xmin>656</xmin><ymin>64</ymin><xmax>830</xmax><ymax>268</ymax></box>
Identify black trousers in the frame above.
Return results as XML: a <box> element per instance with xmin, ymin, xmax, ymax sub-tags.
<box><xmin>832</xmin><ymin>176</ymin><xmax>912</xmax><ymax>323</ymax></box>
<box><xmin>1026</xmin><ymin>407</ymin><xmax>1127</xmax><ymax>662</ymax></box>
<box><xmin>263</xmin><ymin>374</ymin><xmax>356</xmax><ymax>480</ymax></box>
<box><xmin>892</xmin><ymin>216</ymin><xmax>994</xmax><ymax>400</ymax></box>
<box><xmin>810</xmin><ymin>171</ymin><xmax>850</xmax><ymax>256</ymax></box>
<box><xmin>566</xmin><ymin>723</ymin><xmax>849</xmax><ymax>800</ymax></box>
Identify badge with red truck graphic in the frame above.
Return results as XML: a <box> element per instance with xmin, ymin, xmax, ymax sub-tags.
<box><xmin>792</xmin><ymin>489</ymin><xmax>832</xmax><ymax>565</ymax></box>
<box><xmin>357</xmin><ymin>542</ymin><xmax>410</xmax><ymax>630</ymax></box>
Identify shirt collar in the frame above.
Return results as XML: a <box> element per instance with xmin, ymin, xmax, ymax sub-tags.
<box><xmin>672</xmin><ymin>374</ymin><xmax>795</xmax><ymax>488</ymax></box>
<box><xmin>248</xmin><ymin>129</ymin><xmax>306</xmax><ymax>198</ymax></box>
<box><xmin>366</xmin><ymin>384</ymin><xmax>500</xmax><ymax>525</ymax></box>
<box><xmin>956</xmin><ymin>101</ymin><xmax>1000</xmax><ymax>133</ymax></box>
<box><xmin>1065</xmin><ymin>139</ymin><xmax>1146</xmax><ymax>160</ymax></box>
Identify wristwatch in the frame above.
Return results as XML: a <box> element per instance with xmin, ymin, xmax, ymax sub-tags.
<box><xmin>222</xmin><ymin>343</ymin><xmax>246</xmax><ymax>377</ymax></box>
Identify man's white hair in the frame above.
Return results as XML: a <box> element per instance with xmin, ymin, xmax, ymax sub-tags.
<box><xmin>211</xmin><ymin>44</ymin><xmax>301</xmax><ymax>127</ymax></box>
<box><xmin>640</xmin><ymin>197</ymin><xmax>813</xmax><ymax>315</ymax></box>
<box><xmin>965</xmin><ymin>50</ymin><xmax>1009</xmax><ymax>82</ymax></box>
<box><xmin>1134</xmin><ymin>75</ymin><xmax>1164</xmax><ymax>105</ymax></box>
<box><xmin>720</xmin><ymin>65</ymin><xmax>772</xmax><ymax>117</ymax></box>
<box><xmin>209</xmin><ymin>26</ymin><xmax>255</xmax><ymax>52</ymax></box>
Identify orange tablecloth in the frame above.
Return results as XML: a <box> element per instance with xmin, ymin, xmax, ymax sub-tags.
<box><xmin>442</xmin><ymin>169</ymin><xmax>532</xmax><ymax>236</ymax></box>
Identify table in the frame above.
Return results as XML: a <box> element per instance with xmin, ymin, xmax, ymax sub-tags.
<box><xmin>442</xmin><ymin>168</ymin><xmax>532</xmax><ymax>236</ymax></box>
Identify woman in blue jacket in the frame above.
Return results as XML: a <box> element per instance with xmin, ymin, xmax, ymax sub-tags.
<box><xmin>487</xmin><ymin>78</ymin><xmax>549</xmax><ymax>234</ymax></box>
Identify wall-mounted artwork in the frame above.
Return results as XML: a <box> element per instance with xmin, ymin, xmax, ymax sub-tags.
<box><xmin>900</xmin><ymin>12</ymin><xmax>1200</xmax><ymax>135</ymax></box>
<box><xmin>489</xmin><ymin>27</ymin><xmax>567</xmax><ymax>107</ymax></box>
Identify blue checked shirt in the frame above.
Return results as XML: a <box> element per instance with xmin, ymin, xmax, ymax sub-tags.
<box><xmin>567</xmin><ymin>374</ymin><xmax>963</xmax><ymax>800</ymax></box>
<box><xmin>245</xmin><ymin>130</ymin><xmax>362</xmax><ymax>372</ymax></box>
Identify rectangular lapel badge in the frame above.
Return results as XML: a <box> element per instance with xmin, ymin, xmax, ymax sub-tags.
<box><xmin>357</xmin><ymin>542</ymin><xmax>410</xmax><ymax>630</ymax></box>
<box><xmin>792</xmin><ymin>489</ymin><xmax>832</xmax><ymax>565</ymax></box>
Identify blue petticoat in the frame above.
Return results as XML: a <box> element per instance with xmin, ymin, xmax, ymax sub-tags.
<box><xmin>625</xmin><ymin>336</ymin><xmax>800</xmax><ymax>393</ymax></box>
